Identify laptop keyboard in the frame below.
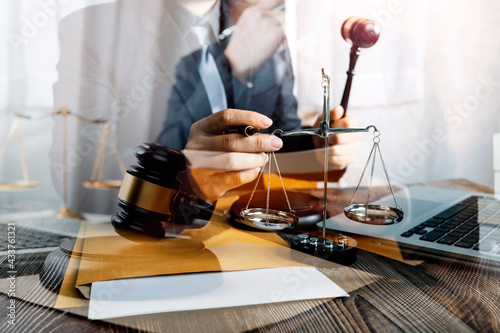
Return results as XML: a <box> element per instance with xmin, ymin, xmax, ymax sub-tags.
<box><xmin>1</xmin><ymin>223</ymin><xmax>75</xmax><ymax>277</ymax></box>
<box><xmin>0</xmin><ymin>223</ymin><xmax>74</xmax><ymax>252</ymax></box>
<box><xmin>401</xmin><ymin>196</ymin><xmax>500</xmax><ymax>255</ymax></box>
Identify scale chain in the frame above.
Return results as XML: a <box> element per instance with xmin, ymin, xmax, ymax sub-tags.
<box><xmin>349</xmin><ymin>129</ymin><xmax>402</xmax><ymax>220</ymax></box>
<box><xmin>349</xmin><ymin>138</ymin><xmax>377</xmax><ymax>206</ymax></box>
<box><xmin>366</xmin><ymin>141</ymin><xmax>378</xmax><ymax>220</ymax></box>
<box><xmin>266</xmin><ymin>151</ymin><xmax>272</xmax><ymax>222</ymax></box>
<box><xmin>244</xmin><ymin>150</ymin><xmax>294</xmax><ymax>224</ymax></box>
<box><xmin>377</xmin><ymin>140</ymin><xmax>402</xmax><ymax>211</ymax></box>
<box><xmin>244</xmin><ymin>154</ymin><xmax>267</xmax><ymax>211</ymax></box>
<box><xmin>271</xmin><ymin>151</ymin><xmax>293</xmax><ymax>213</ymax></box>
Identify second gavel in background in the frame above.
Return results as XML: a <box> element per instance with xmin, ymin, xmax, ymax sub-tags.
<box><xmin>340</xmin><ymin>17</ymin><xmax>381</xmax><ymax>117</ymax></box>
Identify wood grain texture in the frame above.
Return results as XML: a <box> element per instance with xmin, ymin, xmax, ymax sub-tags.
<box><xmin>0</xmin><ymin>180</ymin><xmax>498</xmax><ymax>332</ymax></box>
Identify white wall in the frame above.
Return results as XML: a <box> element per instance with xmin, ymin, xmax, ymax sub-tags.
<box><xmin>1</xmin><ymin>0</ymin><xmax>499</xmax><ymax>214</ymax></box>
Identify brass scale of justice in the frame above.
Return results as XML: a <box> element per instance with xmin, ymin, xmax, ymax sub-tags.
<box><xmin>238</xmin><ymin>17</ymin><xmax>404</xmax><ymax>263</ymax></box>
<box><xmin>0</xmin><ymin>105</ymin><xmax>125</xmax><ymax>220</ymax></box>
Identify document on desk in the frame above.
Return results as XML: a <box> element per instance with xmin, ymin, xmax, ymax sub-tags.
<box><xmin>88</xmin><ymin>267</ymin><xmax>348</xmax><ymax>320</ymax></box>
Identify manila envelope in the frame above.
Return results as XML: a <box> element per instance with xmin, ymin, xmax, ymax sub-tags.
<box><xmin>74</xmin><ymin>195</ymin><xmax>311</xmax><ymax>298</ymax></box>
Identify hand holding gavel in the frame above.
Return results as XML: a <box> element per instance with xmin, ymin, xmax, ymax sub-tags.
<box><xmin>340</xmin><ymin>17</ymin><xmax>380</xmax><ymax>117</ymax></box>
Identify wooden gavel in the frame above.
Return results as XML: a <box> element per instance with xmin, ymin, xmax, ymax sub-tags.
<box><xmin>340</xmin><ymin>17</ymin><xmax>380</xmax><ymax>117</ymax></box>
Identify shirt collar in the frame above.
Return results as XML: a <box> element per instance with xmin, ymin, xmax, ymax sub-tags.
<box><xmin>163</xmin><ymin>0</ymin><xmax>221</xmax><ymax>42</ymax></box>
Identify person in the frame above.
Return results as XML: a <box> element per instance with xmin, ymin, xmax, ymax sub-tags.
<box><xmin>51</xmin><ymin>0</ymin><xmax>359</xmax><ymax>214</ymax></box>
<box><xmin>157</xmin><ymin>0</ymin><xmax>361</xmax><ymax>201</ymax></box>
<box><xmin>157</xmin><ymin>0</ymin><xmax>300</xmax><ymax>151</ymax></box>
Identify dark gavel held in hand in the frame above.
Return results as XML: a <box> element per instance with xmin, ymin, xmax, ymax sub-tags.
<box><xmin>340</xmin><ymin>17</ymin><xmax>380</xmax><ymax>117</ymax></box>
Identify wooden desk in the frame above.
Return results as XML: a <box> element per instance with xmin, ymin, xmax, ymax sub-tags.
<box><xmin>1</xmin><ymin>179</ymin><xmax>499</xmax><ymax>332</ymax></box>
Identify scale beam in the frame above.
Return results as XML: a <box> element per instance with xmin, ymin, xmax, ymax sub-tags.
<box><xmin>272</xmin><ymin>126</ymin><xmax>374</xmax><ymax>138</ymax></box>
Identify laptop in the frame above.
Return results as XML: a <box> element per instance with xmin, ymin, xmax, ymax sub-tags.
<box><xmin>0</xmin><ymin>210</ymin><xmax>82</xmax><ymax>277</ymax></box>
<box><xmin>323</xmin><ymin>185</ymin><xmax>500</xmax><ymax>267</ymax></box>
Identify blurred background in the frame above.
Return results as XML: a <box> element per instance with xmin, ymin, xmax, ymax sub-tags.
<box><xmin>1</xmin><ymin>0</ymin><xmax>499</xmax><ymax>216</ymax></box>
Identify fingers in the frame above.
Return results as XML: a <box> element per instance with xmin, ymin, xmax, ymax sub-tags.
<box><xmin>187</xmin><ymin>131</ymin><xmax>283</xmax><ymax>152</ymax></box>
<box><xmin>314</xmin><ymin>142</ymin><xmax>360</xmax><ymax>170</ymax></box>
<box><xmin>225</xmin><ymin>6</ymin><xmax>284</xmax><ymax>82</ymax></box>
<box><xmin>185</xmin><ymin>109</ymin><xmax>283</xmax><ymax>152</ymax></box>
<box><xmin>329</xmin><ymin>105</ymin><xmax>360</xmax><ymax>145</ymax></box>
<box><xmin>330</xmin><ymin>131</ymin><xmax>362</xmax><ymax>145</ymax></box>
<box><xmin>207</xmin><ymin>133</ymin><xmax>282</xmax><ymax>152</ymax></box>
<box><xmin>184</xmin><ymin>150</ymin><xmax>268</xmax><ymax>171</ymax></box>
<box><xmin>327</xmin><ymin>142</ymin><xmax>360</xmax><ymax>167</ymax></box>
<box><xmin>188</xmin><ymin>167</ymin><xmax>261</xmax><ymax>202</ymax></box>
<box><xmin>330</xmin><ymin>105</ymin><xmax>358</xmax><ymax>127</ymax></box>
<box><xmin>312</xmin><ymin>105</ymin><xmax>361</xmax><ymax>169</ymax></box>
<box><xmin>330</xmin><ymin>105</ymin><xmax>344</xmax><ymax>122</ymax></box>
<box><xmin>312</xmin><ymin>105</ymin><xmax>353</xmax><ymax>128</ymax></box>
<box><xmin>196</xmin><ymin>109</ymin><xmax>273</xmax><ymax>133</ymax></box>
<box><xmin>240</xmin><ymin>6</ymin><xmax>283</xmax><ymax>33</ymax></box>
<box><xmin>256</xmin><ymin>0</ymin><xmax>284</xmax><ymax>11</ymax></box>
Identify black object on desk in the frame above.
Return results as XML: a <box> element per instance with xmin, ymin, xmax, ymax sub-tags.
<box><xmin>289</xmin><ymin>233</ymin><xmax>357</xmax><ymax>266</ymax></box>
<box><xmin>111</xmin><ymin>143</ymin><xmax>214</xmax><ymax>239</ymax></box>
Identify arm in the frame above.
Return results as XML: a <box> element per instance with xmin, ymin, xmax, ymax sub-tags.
<box><xmin>156</xmin><ymin>52</ymin><xmax>212</xmax><ymax>151</ymax></box>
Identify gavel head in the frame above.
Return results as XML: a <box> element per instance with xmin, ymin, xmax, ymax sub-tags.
<box><xmin>341</xmin><ymin>16</ymin><xmax>380</xmax><ymax>48</ymax></box>
<box><xmin>111</xmin><ymin>143</ymin><xmax>187</xmax><ymax>238</ymax></box>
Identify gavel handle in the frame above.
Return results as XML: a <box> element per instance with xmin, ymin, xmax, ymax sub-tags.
<box><xmin>340</xmin><ymin>45</ymin><xmax>361</xmax><ymax>117</ymax></box>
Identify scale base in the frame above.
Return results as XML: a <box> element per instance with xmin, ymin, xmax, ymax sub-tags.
<box><xmin>0</xmin><ymin>180</ymin><xmax>39</xmax><ymax>191</ymax></box>
<box><xmin>82</xmin><ymin>180</ymin><xmax>122</xmax><ymax>189</ymax></box>
<box><xmin>56</xmin><ymin>206</ymin><xmax>85</xmax><ymax>220</ymax></box>
<box><xmin>290</xmin><ymin>233</ymin><xmax>357</xmax><ymax>265</ymax></box>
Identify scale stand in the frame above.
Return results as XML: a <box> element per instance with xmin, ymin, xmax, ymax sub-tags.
<box><xmin>249</xmin><ymin>70</ymin><xmax>380</xmax><ymax>234</ymax></box>
<box><xmin>240</xmin><ymin>70</ymin><xmax>403</xmax><ymax>264</ymax></box>
<box><xmin>54</xmin><ymin>104</ymin><xmax>126</xmax><ymax>218</ymax></box>
<box><xmin>82</xmin><ymin>121</ymin><xmax>126</xmax><ymax>189</ymax></box>
<box><xmin>54</xmin><ymin>105</ymin><xmax>85</xmax><ymax>220</ymax></box>
<box><xmin>0</xmin><ymin>114</ymin><xmax>39</xmax><ymax>190</ymax></box>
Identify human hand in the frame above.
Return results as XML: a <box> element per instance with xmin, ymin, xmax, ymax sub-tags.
<box><xmin>184</xmin><ymin>109</ymin><xmax>283</xmax><ymax>201</ymax></box>
<box><xmin>224</xmin><ymin>4</ymin><xmax>284</xmax><ymax>83</ymax></box>
<box><xmin>313</xmin><ymin>106</ymin><xmax>361</xmax><ymax>170</ymax></box>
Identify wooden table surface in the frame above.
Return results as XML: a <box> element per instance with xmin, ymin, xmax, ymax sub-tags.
<box><xmin>1</xmin><ymin>179</ymin><xmax>499</xmax><ymax>332</ymax></box>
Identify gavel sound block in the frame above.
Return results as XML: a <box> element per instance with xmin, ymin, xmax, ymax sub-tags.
<box><xmin>340</xmin><ymin>17</ymin><xmax>380</xmax><ymax>117</ymax></box>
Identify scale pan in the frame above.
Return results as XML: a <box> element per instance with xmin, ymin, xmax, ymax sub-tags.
<box><xmin>83</xmin><ymin>180</ymin><xmax>122</xmax><ymax>189</ymax></box>
<box><xmin>0</xmin><ymin>181</ymin><xmax>39</xmax><ymax>191</ymax></box>
<box><xmin>344</xmin><ymin>204</ymin><xmax>404</xmax><ymax>225</ymax></box>
<box><xmin>240</xmin><ymin>208</ymin><xmax>298</xmax><ymax>231</ymax></box>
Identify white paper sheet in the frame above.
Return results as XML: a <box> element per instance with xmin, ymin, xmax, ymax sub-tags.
<box><xmin>88</xmin><ymin>267</ymin><xmax>348</xmax><ymax>320</ymax></box>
